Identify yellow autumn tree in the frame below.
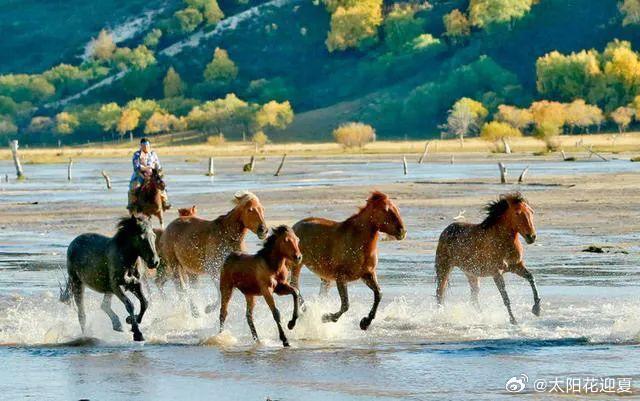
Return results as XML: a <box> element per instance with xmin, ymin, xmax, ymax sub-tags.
<box><xmin>117</xmin><ymin>108</ymin><xmax>141</xmax><ymax>139</ymax></box>
<box><xmin>443</xmin><ymin>9</ymin><xmax>471</xmax><ymax>40</ymax></box>
<box><xmin>326</xmin><ymin>0</ymin><xmax>383</xmax><ymax>52</ymax></box>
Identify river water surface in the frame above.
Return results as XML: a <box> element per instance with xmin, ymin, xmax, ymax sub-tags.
<box><xmin>1</xmin><ymin>156</ymin><xmax>639</xmax><ymax>400</ymax></box>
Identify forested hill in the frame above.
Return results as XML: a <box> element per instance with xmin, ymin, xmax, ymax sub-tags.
<box><xmin>1</xmin><ymin>0</ymin><xmax>640</xmax><ymax>145</ymax></box>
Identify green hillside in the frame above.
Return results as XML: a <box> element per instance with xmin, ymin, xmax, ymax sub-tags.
<box><xmin>1</xmin><ymin>0</ymin><xmax>640</xmax><ymax>145</ymax></box>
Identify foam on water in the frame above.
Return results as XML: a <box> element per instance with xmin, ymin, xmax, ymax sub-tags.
<box><xmin>2</xmin><ymin>283</ymin><xmax>639</xmax><ymax>350</ymax></box>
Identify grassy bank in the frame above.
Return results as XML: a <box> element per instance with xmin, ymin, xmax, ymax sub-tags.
<box><xmin>2</xmin><ymin>133</ymin><xmax>639</xmax><ymax>164</ymax></box>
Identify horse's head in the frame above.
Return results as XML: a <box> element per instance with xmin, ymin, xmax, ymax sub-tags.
<box><xmin>267</xmin><ymin>225</ymin><xmax>302</xmax><ymax>264</ymax></box>
<box><xmin>365</xmin><ymin>191</ymin><xmax>406</xmax><ymax>240</ymax></box>
<box><xmin>178</xmin><ymin>205</ymin><xmax>197</xmax><ymax>217</ymax></box>
<box><xmin>151</xmin><ymin>168</ymin><xmax>166</xmax><ymax>191</ymax></box>
<box><xmin>233</xmin><ymin>191</ymin><xmax>268</xmax><ymax>239</ymax></box>
<box><xmin>492</xmin><ymin>193</ymin><xmax>537</xmax><ymax>244</ymax></box>
<box><xmin>119</xmin><ymin>216</ymin><xmax>160</xmax><ymax>269</ymax></box>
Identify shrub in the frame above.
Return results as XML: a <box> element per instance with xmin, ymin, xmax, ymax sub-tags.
<box><xmin>207</xmin><ymin>133</ymin><xmax>226</xmax><ymax>146</ymax></box>
<box><xmin>333</xmin><ymin>122</ymin><xmax>375</xmax><ymax>148</ymax></box>
<box><xmin>252</xmin><ymin>130</ymin><xmax>268</xmax><ymax>148</ymax></box>
<box><xmin>480</xmin><ymin>121</ymin><xmax>522</xmax><ymax>141</ymax></box>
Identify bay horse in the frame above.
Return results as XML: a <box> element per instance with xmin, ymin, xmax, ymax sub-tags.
<box><xmin>435</xmin><ymin>192</ymin><xmax>540</xmax><ymax>325</ymax></box>
<box><xmin>132</xmin><ymin>168</ymin><xmax>166</xmax><ymax>227</ymax></box>
<box><xmin>290</xmin><ymin>191</ymin><xmax>406</xmax><ymax>330</ymax></box>
<box><xmin>219</xmin><ymin>225</ymin><xmax>302</xmax><ymax>347</ymax></box>
<box><xmin>60</xmin><ymin>216</ymin><xmax>160</xmax><ymax>341</ymax></box>
<box><xmin>157</xmin><ymin>191</ymin><xmax>268</xmax><ymax>317</ymax></box>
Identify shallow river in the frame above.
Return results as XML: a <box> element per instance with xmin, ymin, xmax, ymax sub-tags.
<box><xmin>1</xmin><ymin>156</ymin><xmax>639</xmax><ymax>400</ymax></box>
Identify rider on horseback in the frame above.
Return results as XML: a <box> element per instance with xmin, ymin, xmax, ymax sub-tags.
<box><xmin>127</xmin><ymin>138</ymin><xmax>171</xmax><ymax>212</ymax></box>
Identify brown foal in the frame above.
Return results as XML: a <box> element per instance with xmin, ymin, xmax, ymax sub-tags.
<box><xmin>219</xmin><ymin>225</ymin><xmax>302</xmax><ymax>347</ymax></box>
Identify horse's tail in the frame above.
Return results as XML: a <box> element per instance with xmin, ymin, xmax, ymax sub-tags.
<box><xmin>59</xmin><ymin>272</ymin><xmax>73</xmax><ymax>304</ymax></box>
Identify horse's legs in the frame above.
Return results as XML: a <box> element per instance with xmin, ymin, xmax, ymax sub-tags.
<box><xmin>176</xmin><ymin>270</ymin><xmax>199</xmax><ymax>318</ymax></box>
<box><xmin>244</xmin><ymin>295</ymin><xmax>258</xmax><ymax>342</ymax></box>
<box><xmin>274</xmin><ymin>283</ymin><xmax>300</xmax><ymax>330</ymax></box>
<box><xmin>100</xmin><ymin>294</ymin><xmax>123</xmax><ymax>332</ymax></box>
<box><xmin>322</xmin><ymin>280</ymin><xmax>348</xmax><ymax>323</ymax></box>
<box><xmin>289</xmin><ymin>261</ymin><xmax>306</xmax><ymax>309</ymax></box>
<box><xmin>261</xmin><ymin>289</ymin><xmax>289</xmax><ymax>347</ymax></box>
<box><xmin>493</xmin><ymin>274</ymin><xmax>517</xmax><ymax>325</ymax></box>
<box><xmin>510</xmin><ymin>261</ymin><xmax>541</xmax><ymax>316</ymax></box>
<box><xmin>72</xmin><ymin>281</ymin><xmax>86</xmax><ymax>334</ymax></box>
<box><xmin>465</xmin><ymin>273</ymin><xmax>480</xmax><ymax>309</ymax></box>
<box><xmin>126</xmin><ymin>283</ymin><xmax>148</xmax><ymax>324</ymax></box>
<box><xmin>319</xmin><ymin>279</ymin><xmax>332</xmax><ymax>297</ymax></box>
<box><xmin>435</xmin><ymin>255</ymin><xmax>453</xmax><ymax>306</ymax></box>
<box><xmin>157</xmin><ymin>212</ymin><xmax>164</xmax><ymax>229</ymax></box>
<box><xmin>218</xmin><ymin>283</ymin><xmax>233</xmax><ymax>333</ymax></box>
<box><xmin>204</xmin><ymin>276</ymin><xmax>222</xmax><ymax>315</ymax></box>
<box><xmin>112</xmin><ymin>285</ymin><xmax>144</xmax><ymax>341</ymax></box>
<box><xmin>360</xmin><ymin>273</ymin><xmax>381</xmax><ymax>331</ymax></box>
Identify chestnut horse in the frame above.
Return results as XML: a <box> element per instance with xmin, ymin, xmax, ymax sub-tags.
<box><xmin>435</xmin><ymin>192</ymin><xmax>540</xmax><ymax>325</ymax></box>
<box><xmin>157</xmin><ymin>191</ymin><xmax>268</xmax><ymax>316</ymax></box>
<box><xmin>132</xmin><ymin>168</ymin><xmax>166</xmax><ymax>228</ymax></box>
<box><xmin>290</xmin><ymin>191</ymin><xmax>406</xmax><ymax>330</ymax></box>
<box><xmin>219</xmin><ymin>225</ymin><xmax>302</xmax><ymax>347</ymax></box>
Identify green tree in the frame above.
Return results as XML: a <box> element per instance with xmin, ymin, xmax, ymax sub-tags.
<box><xmin>185</xmin><ymin>0</ymin><xmax>224</xmax><ymax>25</ymax></box>
<box><xmin>383</xmin><ymin>4</ymin><xmax>425</xmax><ymax>51</ymax></box>
<box><xmin>443</xmin><ymin>9</ymin><xmax>471</xmax><ymax>40</ymax></box>
<box><xmin>468</xmin><ymin>0</ymin><xmax>534</xmax><ymax>28</ymax></box>
<box><xmin>26</xmin><ymin>116</ymin><xmax>54</xmax><ymax>134</ymax></box>
<box><xmin>143</xmin><ymin>29</ymin><xmax>163</xmax><ymax>48</ymax></box>
<box><xmin>97</xmin><ymin>102</ymin><xmax>122</xmax><ymax>132</ymax></box>
<box><xmin>91</xmin><ymin>29</ymin><xmax>116</xmax><ymax>60</ymax></box>
<box><xmin>163</xmin><ymin>67</ymin><xmax>184</xmax><ymax>98</ymax></box>
<box><xmin>203</xmin><ymin>48</ymin><xmax>238</xmax><ymax>83</ymax></box>
<box><xmin>54</xmin><ymin>112</ymin><xmax>79</xmax><ymax>135</ymax></box>
<box><xmin>42</xmin><ymin>64</ymin><xmax>91</xmax><ymax>96</ymax></box>
<box><xmin>174</xmin><ymin>7</ymin><xmax>204</xmax><ymax>33</ymax></box>
<box><xmin>112</xmin><ymin>45</ymin><xmax>156</xmax><ymax>70</ymax></box>
<box><xmin>0</xmin><ymin>116</ymin><xmax>18</xmax><ymax>138</ymax></box>
<box><xmin>620</xmin><ymin>0</ymin><xmax>640</xmax><ymax>26</ymax></box>
<box><xmin>326</xmin><ymin>0</ymin><xmax>383</xmax><ymax>52</ymax></box>
<box><xmin>125</xmin><ymin>98</ymin><xmax>163</xmax><ymax>127</ymax></box>
<box><xmin>536</xmin><ymin>50</ymin><xmax>601</xmax><ymax>102</ymax></box>
<box><xmin>0</xmin><ymin>74</ymin><xmax>55</xmax><ymax>103</ymax></box>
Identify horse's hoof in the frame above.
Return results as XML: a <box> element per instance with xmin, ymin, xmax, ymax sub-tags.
<box><xmin>204</xmin><ymin>305</ymin><xmax>214</xmax><ymax>314</ymax></box>
<box><xmin>510</xmin><ymin>318</ymin><xmax>518</xmax><ymax>325</ymax></box>
<box><xmin>113</xmin><ymin>325</ymin><xmax>123</xmax><ymax>332</ymax></box>
<box><xmin>126</xmin><ymin>315</ymin><xmax>140</xmax><ymax>325</ymax></box>
<box><xmin>287</xmin><ymin>320</ymin><xmax>296</xmax><ymax>330</ymax></box>
<box><xmin>282</xmin><ymin>340</ymin><xmax>290</xmax><ymax>347</ymax></box>
<box><xmin>532</xmin><ymin>303</ymin><xmax>541</xmax><ymax>317</ymax></box>
<box><xmin>133</xmin><ymin>332</ymin><xmax>145</xmax><ymax>342</ymax></box>
<box><xmin>359</xmin><ymin>317</ymin><xmax>372</xmax><ymax>330</ymax></box>
<box><xmin>322</xmin><ymin>313</ymin><xmax>337</xmax><ymax>323</ymax></box>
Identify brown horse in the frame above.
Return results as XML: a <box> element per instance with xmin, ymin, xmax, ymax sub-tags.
<box><xmin>178</xmin><ymin>205</ymin><xmax>197</xmax><ymax>217</ymax></box>
<box><xmin>435</xmin><ymin>192</ymin><xmax>540</xmax><ymax>325</ymax></box>
<box><xmin>132</xmin><ymin>168</ymin><xmax>166</xmax><ymax>227</ymax></box>
<box><xmin>157</xmin><ymin>191</ymin><xmax>268</xmax><ymax>316</ymax></box>
<box><xmin>290</xmin><ymin>191</ymin><xmax>406</xmax><ymax>330</ymax></box>
<box><xmin>219</xmin><ymin>225</ymin><xmax>302</xmax><ymax>347</ymax></box>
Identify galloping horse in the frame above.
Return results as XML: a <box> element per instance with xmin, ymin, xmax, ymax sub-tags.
<box><xmin>60</xmin><ymin>216</ymin><xmax>160</xmax><ymax>341</ymax></box>
<box><xmin>219</xmin><ymin>225</ymin><xmax>302</xmax><ymax>347</ymax></box>
<box><xmin>290</xmin><ymin>191</ymin><xmax>406</xmax><ymax>330</ymax></box>
<box><xmin>132</xmin><ymin>168</ymin><xmax>166</xmax><ymax>227</ymax></box>
<box><xmin>157</xmin><ymin>191</ymin><xmax>268</xmax><ymax>317</ymax></box>
<box><xmin>435</xmin><ymin>192</ymin><xmax>540</xmax><ymax>325</ymax></box>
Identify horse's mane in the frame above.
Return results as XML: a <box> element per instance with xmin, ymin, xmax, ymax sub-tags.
<box><xmin>257</xmin><ymin>225</ymin><xmax>290</xmax><ymax>258</ymax></box>
<box><xmin>115</xmin><ymin>216</ymin><xmax>147</xmax><ymax>240</ymax></box>
<box><xmin>233</xmin><ymin>190</ymin><xmax>258</xmax><ymax>206</ymax></box>
<box><xmin>481</xmin><ymin>192</ymin><xmax>527</xmax><ymax>228</ymax></box>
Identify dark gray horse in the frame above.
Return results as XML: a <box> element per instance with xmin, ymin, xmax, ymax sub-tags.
<box><xmin>60</xmin><ymin>216</ymin><xmax>160</xmax><ymax>341</ymax></box>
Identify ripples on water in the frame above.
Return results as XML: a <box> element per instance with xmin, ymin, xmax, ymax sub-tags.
<box><xmin>2</xmin><ymin>158</ymin><xmax>640</xmax><ymax>400</ymax></box>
